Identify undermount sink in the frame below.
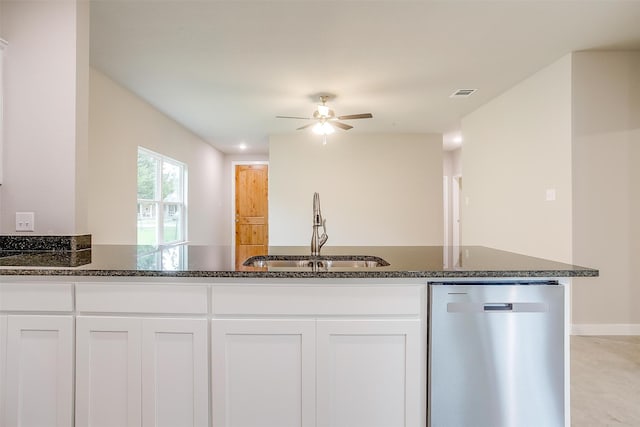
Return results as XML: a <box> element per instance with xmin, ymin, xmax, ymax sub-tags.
<box><xmin>243</xmin><ymin>255</ymin><xmax>390</xmax><ymax>269</ymax></box>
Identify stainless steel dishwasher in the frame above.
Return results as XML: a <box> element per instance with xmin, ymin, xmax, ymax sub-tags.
<box><xmin>428</xmin><ymin>281</ymin><xmax>565</xmax><ymax>427</ymax></box>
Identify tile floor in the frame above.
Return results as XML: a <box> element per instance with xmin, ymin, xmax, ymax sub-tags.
<box><xmin>571</xmin><ymin>336</ymin><xmax>640</xmax><ymax>426</ymax></box>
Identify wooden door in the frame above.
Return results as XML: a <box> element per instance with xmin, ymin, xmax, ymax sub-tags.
<box><xmin>235</xmin><ymin>164</ymin><xmax>268</xmax><ymax>269</ymax></box>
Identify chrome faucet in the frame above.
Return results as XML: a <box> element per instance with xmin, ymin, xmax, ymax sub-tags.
<box><xmin>311</xmin><ymin>192</ymin><xmax>328</xmax><ymax>256</ymax></box>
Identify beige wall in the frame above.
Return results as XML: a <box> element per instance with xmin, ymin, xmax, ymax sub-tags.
<box><xmin>461</xmin><ymin>51</ymin><xmax>640</xmax><ymax>330</ymax></box>
<box><xmin>269</xmin><ymin>133</ymin><xmax>443</xmax><ymax>246</ymax></box>
<box><xmin>0</xmin><ymin>1</ymin><xmax>89</xmax><ymax>234</ymax></box>
<box><xmin>571</xmin><ymin>51</ymin><xmax>640</xmax><ymax>329</ymax></box>
<box><xmin>461</xmin><ymin>55</ymin><xmax>573</xmax><ymax>263</ymax></box>
<box><xmin>0</xmin><ymin>37</ymin><xmax>5</xmax><ymax>197</ymax></box>
<box><xmin>89</xmin><ymin>68</ymin><xmax>226</xmax><ymax>245</ymax></box>
<box><xmin>75</xmin><ymin>0</ymin><xmax>90</xmax><ymax>235</ymax></box>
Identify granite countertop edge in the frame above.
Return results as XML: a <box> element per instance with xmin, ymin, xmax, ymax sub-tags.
<box><xmin>0</xmin><ymin>268</ymin><xmax>599</xmax><ymax>278</ymax></box>
<box><xmin>0</xmin><ymin>244</ymin><xmax>600</xmax><ymax>279</ymax></box>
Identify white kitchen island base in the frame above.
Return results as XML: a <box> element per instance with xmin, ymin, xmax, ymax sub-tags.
<box><xmin>1</xmin><ymin>278</ymin><xmax>428</xmax><ymax>427</ymax></box>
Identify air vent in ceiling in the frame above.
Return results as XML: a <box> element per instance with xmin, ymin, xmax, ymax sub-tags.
<box><xmin>450</xmin><ymin>89</ymin><xmax>476</xmax><ymax>98</ymax></box>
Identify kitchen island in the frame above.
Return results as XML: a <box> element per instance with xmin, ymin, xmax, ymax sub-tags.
<box><xmin>0</xmin><ymin>244</ymin><xmax>597</xmax><ymax>427</ymax></box>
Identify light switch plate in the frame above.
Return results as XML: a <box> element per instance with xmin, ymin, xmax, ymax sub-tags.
<box><xmin>15</xmin><ymin>212</ymin><xmax>35</xmax><ymax>232</ymax></box>
<box><xmin>545</xmin><ymin>189</ymin><xmax>557</xmax><ymax>201</ymax></box>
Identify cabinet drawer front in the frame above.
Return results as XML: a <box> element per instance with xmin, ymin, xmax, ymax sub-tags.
<box><xmin>76</xmin><ymin>284</ymin><xmax>208</xmax><ymax>314</ymax></box>
<box><xmin>0</xmin><ymin>283</ymin><xmax>73</xmax><ymax>312</ymax></box>
<box><xmin>212</xmin><ymin>285</ymin><xmax>422</xmax><ymax>316</ymax></box>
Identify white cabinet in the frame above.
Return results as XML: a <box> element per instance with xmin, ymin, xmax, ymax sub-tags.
<box><xmin>316</xmin><ymin>319</ymin><xmax>421</xmax><ymax>427</ymax></box>
<box><xmin>0</xmin><ymin>279</ymin><xmax>425</xmax><ymax>427</ymax></box>
<box><xmin>211</xmin><ymin>318</ymin><xmax>422</xmax><ymax>427</ymax></box>
<box><xmin>75</xmin><ymin>316</ymin><xmax>142</xmax><ymax>427</ymax></box>
<box><xmin>2</xmin><ymin>315</ymin><xmax>74</xmax><ymax>427</ymax></box>
<box><xmin>0</xmin><ymin>282</ymin><xmax>74</xmax><ymax>427</ymax></box>
<box><xmin>0</xmin><ymin>315</ymin><xmax>5</xmax><ymax>427</ymax></box>
<box><xmin>141</xmin><ymin>318</ymin><xmax>209</xmax><ymax>427</ymax></box>
<box><xmin>211</xmin><ymin>284</ymin><xmax>425</xmax><ymax>427</ymax></box>
<box><xmin>211</xmin><ymin>319</ymin><xmax>316</xmax><ymax>427</ymax></box>
<box><xmin>76</xmin><ymin>316</ymin><xmax>208</xmax><ymax>427</ymax></box>
<box><xmin>74</xmin><ymin>282</ymin><xmax>209</xmax><ymax>427</ymax></box>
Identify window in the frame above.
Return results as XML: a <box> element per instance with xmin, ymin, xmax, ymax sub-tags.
<box><xmin>137</xmin><ymin>147</ymin><xmax>187</xmax><ymax>245</ymax></box>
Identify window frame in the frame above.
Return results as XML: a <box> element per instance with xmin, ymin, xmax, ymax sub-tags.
<box><xmin>137</xmin><ymin>147</ymin><xmax>187</xmax><ymax>246</ymax></box>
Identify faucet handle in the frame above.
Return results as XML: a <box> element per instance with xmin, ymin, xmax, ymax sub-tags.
<box><xmin>320</xmin><ymin>219</ymin><xmax>328</xmax><ymax>247</ymax></box>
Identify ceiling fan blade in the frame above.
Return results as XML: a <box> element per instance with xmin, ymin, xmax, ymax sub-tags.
<box><xmin>332</xmin><ymin>121</ymin><xmax>353</xmax><ymax>131</ymax></box>
<box><xmin>337</xmin><ymin>113</ymin><xmax>373</xmax><ymax>120</ymax></box>
<box><xmin>276</xmin><ymin>115</ymin><xmax>311</xmax><ymax>120</ymax></box>
<box><xmin>296</xmin><ymin>123</ymin><xmax>315</xmax><ymax>130</ymax></box>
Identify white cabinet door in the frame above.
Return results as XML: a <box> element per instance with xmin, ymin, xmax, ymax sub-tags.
<box><xmin>76</xmin><ymin>316</ymin><xmax>209</xmax><ymax>427</ymax></box>
<box><xmin>212</xmin><ymin>319</ymin><xmax>316</xmax><ymax>427</ymax></box>
<box><xmin>3</xmin><ymin>315</ymin><xmax>74</xmax><ymax>427</ymax></box>
<box><xmin>141</xmin><ymin>318</ymin><xmax>208</xmax><ymax>427</ymax></box>
<box><xmin>0</xmin><ymin>315</ymin><xmax>6</xmax><ymax>426</ymax></box>
<box><xmin>76</xmin><ymin>316</ymin><xmax>142</xmax><ymax>427</ymax></box>
<box><xmin>316</xmin><ymin>319</ymin><xmax>422</xmax><ymax>427</ymax></box>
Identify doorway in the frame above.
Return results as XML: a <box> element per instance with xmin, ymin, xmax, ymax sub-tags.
<box><xmin>234</xmin><ymin>164</ymin><xmax>269</xmax><ymax>270</ymax></box>
<box><xmin>452</xmin><ymin>175</ymin><xmax>461</xmax><ymax>248</ymax></box>
<box><xmin>451</xmin><ymin>175</ymin><xmax>462</xmax><ymax>267</ymax></box>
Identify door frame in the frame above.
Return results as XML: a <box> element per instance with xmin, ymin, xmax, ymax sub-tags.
<box><xmin>452</xmin><ymin>174</ymin><xmax>461</xmax><ymax>248</ymax></box>
<box><xmin>451</xmin><ymin>175</ymin><xmax>462</xmax><ymax>268</ymax></box>
<box><xmin>230</xmin><ymin>161</ymin><xmax>269</xmax><ymax>268</ymax></box>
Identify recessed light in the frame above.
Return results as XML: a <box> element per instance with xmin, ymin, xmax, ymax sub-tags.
<box><xmin>239</xmin><ymin>143</ymin><xmax>247</xmax><ymax>150</ymax></box>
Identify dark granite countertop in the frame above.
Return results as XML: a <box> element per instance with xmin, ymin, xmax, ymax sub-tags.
<box><xmin>0</xmin><ymin>244</ymin><xmax>598</xmax><ymax>279</ymax></box>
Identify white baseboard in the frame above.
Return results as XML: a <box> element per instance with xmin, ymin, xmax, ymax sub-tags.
<box><xmin>571</xmin><ymin>324</ymin><xmax>640</xmax><ymax>335</ymax></box>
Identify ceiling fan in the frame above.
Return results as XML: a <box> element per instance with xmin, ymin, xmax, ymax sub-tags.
<box><xmin>276</xmin><ymin>95</ymin><xmax>373</xmax><ymax>135</ymax></box>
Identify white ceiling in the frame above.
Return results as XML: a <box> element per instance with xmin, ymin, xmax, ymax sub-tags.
<box><xmin>90</xmin><ymin>0</ymin><xmax>640</xmax><ymax>154</ymax></box>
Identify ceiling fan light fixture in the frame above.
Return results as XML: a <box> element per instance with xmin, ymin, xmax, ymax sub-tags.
<box><xmin>324</xmin><ymin>123</ymin><xmax>335</xmax><ymax>134</ymax></box>
<box><xmin>312</xmin><ymin>122</ymin><xmax>335</xmax><ymax>135</ymax></box>
<box><xmin>277</xmin><ymin>95</ymin><xmax>371</xmax><ymax>134</ymax></box>
<box><xmin>317</xmin><ymin>104</ymin><xmax>330</xmax><ymax>117</ymax></box>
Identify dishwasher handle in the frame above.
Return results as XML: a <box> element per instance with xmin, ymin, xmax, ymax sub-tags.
<box><xmin>483</xmin><ymin>303</ymin><xmax>513</xmax><ymax>311</ymax></box>
<box><xmin>447</xmin><ymin>302</ymin><xmax>548</xmax><ymax>313</ymax></box>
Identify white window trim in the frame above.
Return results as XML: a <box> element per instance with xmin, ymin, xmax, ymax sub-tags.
<box><xmin>137</xmin><ymin>147</ymin><xmax>187</xmax><ymax>245</ymax></box>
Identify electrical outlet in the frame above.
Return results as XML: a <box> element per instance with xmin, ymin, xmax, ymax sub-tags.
<box><xmin>545</xmin><ymin>189</ymin><xmax>557</xmax><ymax>202</ymax></box>
<box><xmin>15</xmin><ymin>212</ymin><xmax>35</xmax><ymax>232</ymax></box>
